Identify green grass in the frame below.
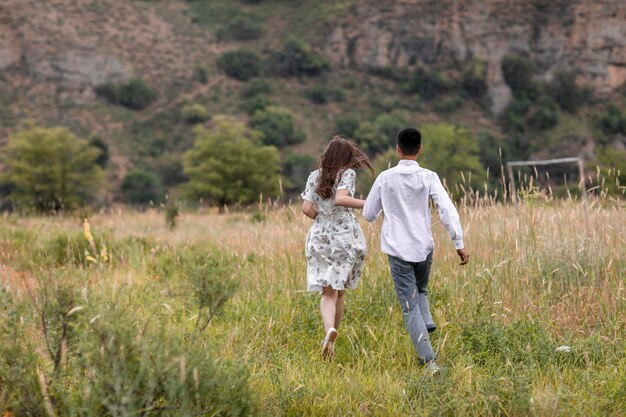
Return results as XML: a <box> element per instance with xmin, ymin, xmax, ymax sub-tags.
<box><xmin>0</xmin><ymin>201</ymin><xmax>624</xmax><ymax>415</ymax></box>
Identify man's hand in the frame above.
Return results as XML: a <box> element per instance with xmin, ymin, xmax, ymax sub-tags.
<box><xmin>457</xmin><ymin>248</ymin><xmax>470</xmax><ymax>265</ymax></box>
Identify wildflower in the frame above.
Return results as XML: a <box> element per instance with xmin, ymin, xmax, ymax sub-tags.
<box><xmin>556</xmin><ymin>345</ymin><xmax>571</xmax><ymax>353</ymax></box>
<box><xmin>83</xmin><ymin>218</ymin><xmax>95</xmax><ymax>249</ymax></box>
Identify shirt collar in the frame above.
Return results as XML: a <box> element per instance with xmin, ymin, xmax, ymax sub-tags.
<box><xmin>398</xmin><ymin>159</ymin><xmax>419</xmax><ymax>167</ymax></box>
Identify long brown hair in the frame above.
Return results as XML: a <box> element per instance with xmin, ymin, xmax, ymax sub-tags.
<box><xmin>315</xmin><ymin>135</ymin><xmax>373</xmax><ymax>199</ymax></box>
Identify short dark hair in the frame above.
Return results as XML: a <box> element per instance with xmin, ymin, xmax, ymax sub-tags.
<box><xmin>396</xmin><ymin>127</ymin><xmax>422</xmax><ymax>155</ymax></box>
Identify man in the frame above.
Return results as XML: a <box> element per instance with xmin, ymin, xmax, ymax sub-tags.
<box><xmin>363</xmin><ymin>127</ymin><xmax>470</xmax><ymax>374</ymax></box>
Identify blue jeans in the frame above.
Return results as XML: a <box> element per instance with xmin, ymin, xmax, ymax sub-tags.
<box><xmin>388</xmin><ymin>252</ymin><xmax>436</xmax><ymax>363</ymax></box>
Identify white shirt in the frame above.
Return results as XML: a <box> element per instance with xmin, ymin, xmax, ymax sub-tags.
<box><xmin>363</xmin><ymin>160</ymin><xmax>465</xmax><ymax>262</ymax></box>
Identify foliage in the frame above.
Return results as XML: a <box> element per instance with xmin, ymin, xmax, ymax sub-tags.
<box><xmin>546</xmin><ymin>71</ymin><xmax>592</xmax><ymax>113</ymax></box>
<box><xmin>242</xmin><ymin>78</ymin><xmax>273</xmax><ymax>98</ymax></box>
<box><xmin>218</xmin><ymin>49</ymin><xmax>262</xmax><ymax>81</ymax></box>
<box><xmin>89</xmin><ymin>135</ymin><xmax>109</xmax><ymax>168</ymax></box>
<box><xmin>120</xmin><ymin>169</ymin><xmax>164</xmax><ymax>206</ymax></box>
<box><xmin>597</xmin><ymin>103</ymin><xmax>626</xmax><ymax>135</ymax></box>
<box><xmin>357</xmin><ymin>147</ymin><xmax>399</xmax><ymax>193</ymax></box>
<box><xmin>239</xmin><ymin>79</ymin><xmax>273</xmax><ymax>115</ymax></box>
<box><xmin>95</xmin><ymin>77</ymin><xmax>157</xmax><ymax>110</ymax></box>
<box><xmin>270</xmin><ymin>37</ymin><xmax>330</xmax><ymax>77</ymax></box>
<box><xmin>164</xmin><ymin>199</ymin><xmax>179</xmax><ymax>230</ymax></box>
<box><xmin>154</xmin><ymin>151</ymin><xmax>188</xmax><ymax>187</ymax></box>
<box><xmin>405</xmin><ymin>65</ymin><xmax>451</xmax><ymax>100</ymax></box>
<box><xmin>501</xmin><ymin>54</ymin><xmax>538</xmax><ymax>96</ymax></box>
<box><xmin>305</xmin><ymin>83</ymin><xmax>345</xmax><ymax>104</ymax></box>
<box><xmin>282</xmin><ymin>151</ymin><xmax>317</xmax><ymax>193</ymax></box>
<box><xmin>334</xmin><ymin>115</ymin><xmax>360</xmax><ymax>138</ymax></box>
<box><xmin>528</xmin><ymin>95</ymin><xmax>560</xmax><ymax>131</ymax></box>
<box><xmin>434</xmin><ymin>96</ymin><xmax>465</xmax><ymax>113</ymax></box>
<box><xmin>216</xmin><ymin>13</ymin><xmax>263</xmax><ymax>41</ymax></box>
<box><xmin>462</xmin><ymin>59</ymin><xmax>488</xmax><ymax>98</ymax></box>
<box><xmin>181</xmin><ymin>102</ymin><xmax>210</xmax><ymax>124</ymax></box>
<box><xmin>476</xmin><ymin>132</ymin><xmax>504</xmax><ymax>178</ymax></box>
<box><xmin>593</xmin><ymin>146</ymin><xmax>626</xmax><ymax>195</ymax></box>
<box><xmin>183</xmin><ymin>118</ymin><xmax>281</xmax><ymax>206</ymax></box>
<box><xmin>250</xmin><ymin>106</ymin><xmax>306</xmax><ymax>147</ymax></box>
<box><xmin>419</xmin><ymin>123</ymin><xmax>486</xmax><ymax>188</ymax></box>
<box><xmin>1</xmin><ymin>126</ymin><xmax>103</xmax><ymax>211</ymax></box>
<box><xmin>353</xmin><ymin>110</ymin><xmax>406</xmax><ymax>156</ymax></box>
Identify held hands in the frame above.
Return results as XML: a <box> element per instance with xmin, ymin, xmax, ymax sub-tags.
<box><xmin>457</xmin><ymin>248</ymin><xmax>470</xmax><ymax>265</ymax></box>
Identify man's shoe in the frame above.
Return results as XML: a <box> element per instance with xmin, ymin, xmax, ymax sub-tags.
<box><xmin>426</xmin><ymin>325</ymin><xmax>437</xmax><ymax>334</ymax></box>
<box><xmin>425</xmin><ymin>360</ymin><xmax>441</xmax><ymax>376</ymax></box>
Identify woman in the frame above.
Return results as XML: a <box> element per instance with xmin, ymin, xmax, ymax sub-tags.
<box><xmin>301</xmin><ymin>135</ymin><xmax>373</xmax><ymax>359</ymax></box>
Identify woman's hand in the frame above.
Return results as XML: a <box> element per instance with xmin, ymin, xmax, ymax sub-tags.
<box><xmin>302</xmin><ymin>200</ymin><xmax>318</xmax><ymax>219</ymax></box>
<box><xmin>335</xmin><ymin>189</ymin><xmax>365</xmax><ymax>209</ymax></box>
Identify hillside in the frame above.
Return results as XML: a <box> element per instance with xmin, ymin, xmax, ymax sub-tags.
<box><xmin>0</xmin><ymin>0</ymin><xmax>625</xmax><ymax>202</ymax></box>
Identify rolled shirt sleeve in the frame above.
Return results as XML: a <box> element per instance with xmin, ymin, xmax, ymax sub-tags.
<box><xmin>429</xmin><ymin>174</ymin><xmax>465</xmax><ymax>249</ymax></box>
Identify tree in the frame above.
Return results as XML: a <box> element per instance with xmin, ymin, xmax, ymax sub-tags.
<box><xmin>419</xmin><ymin>123</ymin><xmax>486</xmax><ymax>190</ymax></box>
<box><xmin>1</xmin><ymin>126</ymin><xmax>104</xmax><ymax>211</ymax></box>
<box><xmin>183</xmin><ymin>118</ymin><xmax>281</xmax><ymax>206</ymax></box>
<box><xmin>120</xmin><ymin>169</ymin><xmax>163</xmax><ymax>206</ymax></box>
<box><xmin>250</xmin><ymin>106</ymin><xmax>306</xmax><ymax>147</ymax></box>
<box><xmin>95</xmin><ymin>77</ymin><xmax>157</xmax><ymax>110</ymax></box>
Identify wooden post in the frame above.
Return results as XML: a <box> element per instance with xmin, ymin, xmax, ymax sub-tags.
<box><xmin>577</xmin><ymin>158</ymin><xmax>588</xmax><ymax>200</ymax></box>
<box><xmin>507</xmin><ymin>163</ymin><xmax>517</xmax><ymax>205</ymax></box>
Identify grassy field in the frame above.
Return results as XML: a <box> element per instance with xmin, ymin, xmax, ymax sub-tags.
<box><xmin>1</xmin><ymin>199</ymin><xmax>625</xmax><ymax>416</ymax></box>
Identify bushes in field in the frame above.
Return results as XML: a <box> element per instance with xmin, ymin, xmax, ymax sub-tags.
<box><xmin>334</xmin><ymin>115</ymin><xmax>360</xmax><ymax>138</ymax></box>
<box><xmin>0</xmin><ymin>247</ymin><xmax>253</xmax><ymax>416</ymax></box>
<box><xmin>216</xmin><ymin>13</ymin><xmax>263</xmax><ymax>41</ymax></box>
<box><xmin>250</xmin><ymin>106</ymin><xmax>306</xmax><ymax>147</ymax></box>
<box><xmin>95</xmin><ymin>77</ymin><xmax>157</xmax><ymax>110</ymax></box>
<box><xmin>181</xmin><ymin>102</ymin><xmax>210</xmax><ymax>124</ymax></box>
<box><xmin>239</xmin><ymin>78</ymin><xmax>273</xmax><ymax>115</ymax></box>
<box><xmin>183</xmin><ymin>118</ymin><xmax>281</xmax><ymax>206</ymax></box>
<box><xmin>353</xmin><ymin>110</ymin><xmax>406</xmax><ymax>156</ymax></box>
<box><xmin>597</xmin><ymin>104</ymin><xmax>626</xmax><ymax>135</ymax></box>
<box><xmin>218</xmin><ymin>49</ymin><xmax>262</xmax><ymax>81</ymax></box>
<box><xmin>405</xmin><ymin>65</ymin><xmax>451</xmax><ymax>100</ymax></box>
<box><xmin>1</xmin><ymin>126</ymin><xmax>104</xmax><ymax>212</ymax></box>
<box><xmin>462</xmin><ymin>59</ymin><xmax>488</xmax><ymax>98</ymax></box>
<box><xmin>270</xmin><ymin>37</ymin><xmax>330</xmax><ymax>77</ymax></box>
<box><xmin>546</xmin><ymin>71</ymin><xmax>592</xmax><ymax>113</ymax></box>
<box><xmin>120</xmin><ymin>169</ymin><xmax>164</xmax><ymax>206</ymax></box>
<box><xmin>501</xmin><ymin>54</ymin><xmax>538</xmax><ymax>97</ymax></box>
<box><xmin>281</xmin><ymin>151</ymin><xmax>316</xmax><ymax>193</ymax></box>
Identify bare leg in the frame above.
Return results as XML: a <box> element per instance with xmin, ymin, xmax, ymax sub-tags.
<box><xmin>334</xmin><ymin>290</ymin><xmax>345</xmax><ymax>329</ymax></box>
<box><xmin>320</xmin><ymin>286</ymin><xmax>338</xmax><ymax>332</ymax></box>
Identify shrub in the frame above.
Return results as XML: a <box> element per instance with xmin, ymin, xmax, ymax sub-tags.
<box><xmin>528</xmin><ymin>95</ymin><xmax>560</xmax><ymax>131</ymax></box>
<box><xmin>282</xmin><ymin>151</ymin><xmax>316</xmax><ymax>193</ymax></box>
<box><xmin>194</xmin><ymin>66</ymin><xmax>209</xmax><ymax>84</ymax></box>
<box><xmin>181</xmin><ymin>102</ymin><xmax>210</xmax><ymax>124</ymax></box>
<box><xmin>597</xmin><ymin>104</ymin><xmax>626</xmax><ymax>135</ymax></box>
<box><xmin>183</xmin><ymin>118</ymin><xmax>281</xmax><ymax>206</ymax></box>
<box><xmin>434</xmin><ymin>96</ymin><xmax>465</xmax><ymax>113</ymax></box>
<box><xmin>250</xmin><ymin>106</ymin><xmax>306</xmax><ymax>147</ymax></box>
<box><xmin>270</xmin><ymin>37</ymin><xmax>330</xmax><ymax>77</ymax></box>
<box><xmin>154</xmin><ymin>152</ymin><xmax>188</xmax><ymax>187</ymax></box>
<box><xmin>405</xmin><ymin>65</ymin><xmax>451</xmax><ymax>100</ymax></box>
<box><xmin>462</xmin><ymin>59</ymin><xmax>488</xmax><ymax>98</ymax></box>
<box><xmin>546</xmin><ymin>71</ymin><xmax>592</xmax><ymax>113</ymax></box>
<box><xmin>500</xmin><ymin>94</ymin><xmax>531</xmax><ymax>133</ymax></box>
<box><xmin>239</xmin><ymin>94</ymin><xmax>273</xmax><ymax>115</ymax></box>
<box><xmin>242</xmin><ymin>78</ymin><xmax>273</xmax><ymax>98</ymax></box>
<box><xmin>334</xmin><ymin>115</ymin><xmax>360</xmax><ymax>138</ymax></box>
<box><xmin>89</xmin><ymin>135</ymin><xmax>109</xmax><ymax>168</ymax></box>
<box><xmin>1</xmin><ymin>127</ymin><xmax>104</xmax><ymax>212</ymax></box>
<box><xmin>501</xmin><ymin>54</ymin><xmax>537</xmax><ymax>96</ymax></box>
<box><xmin>95</xmin><ymin>77</ymin><xmax>157</xmax><ymax>110</ymax></box>
<box><xmin>120</xmin><ymin>169</ymin><xmax>164</xmax><ymax>206</ymax></box>
<box><xmin>305</xmin><ymin>83</ymin><xmax>345</xmax><ymax>104</ymax></box>
<box><xmin>353</xmin><ymin>110</ymin><xmax>406</xmax><ymax>156</ymax></box>
<box><xmin>217</xmin><ymin>49</ymin><xmax>262</xmax><ymax>81</ymax></box>
<box><xmin>216</xmin><ymin>13</ymin><xmax>263</xmax><ymax>41</ymax></box>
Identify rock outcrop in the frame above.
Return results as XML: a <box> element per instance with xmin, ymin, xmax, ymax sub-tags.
<box><xmin>325</xmin><ymin>0</ymin><xmax>626</xmax><ymax>113</ymax></box>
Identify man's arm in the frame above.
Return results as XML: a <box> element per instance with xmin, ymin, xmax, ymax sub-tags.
<box><xmin>363</xmin><ymin>176</ymin><xmax>383</xmax><ymax>222</ymax></box>
<box><xmin>429</xmin><ymin>174</ymin><xmax>469</xmax><ymax>265</ymax></box>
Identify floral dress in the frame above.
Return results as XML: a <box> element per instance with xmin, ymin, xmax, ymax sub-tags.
<box><xmin>301</xmin><ymin>168</ymin><xmax>367</xmax><ymax>293</ymax></box>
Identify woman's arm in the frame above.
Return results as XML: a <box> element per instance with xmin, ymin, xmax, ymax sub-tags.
<box><xmin>302</xmin><ymin>200</ymin><xmax>318</xmax><ymax>219</ymax></box>
<box><xmin>335</xmin><ymin>189</ymin><xmax>365</xmax><ymax>209</ymax></box>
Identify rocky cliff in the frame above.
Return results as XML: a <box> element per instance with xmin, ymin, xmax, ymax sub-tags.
<box><xmin>325</xmin><ymin>0</ymin><xmax>626</xmax><ymax>112</ymax></box>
